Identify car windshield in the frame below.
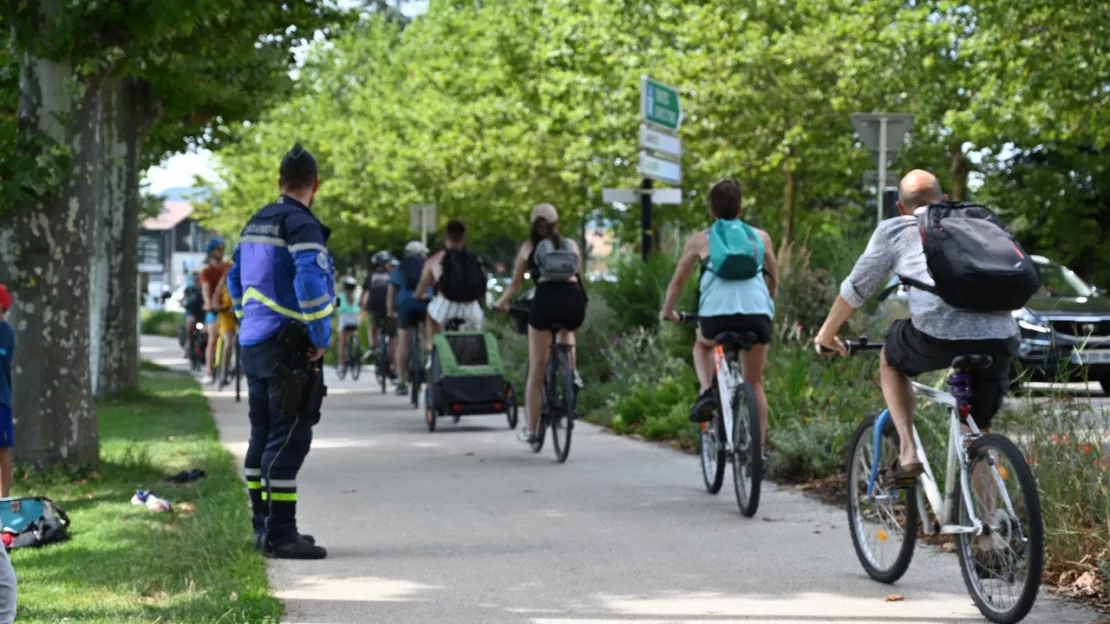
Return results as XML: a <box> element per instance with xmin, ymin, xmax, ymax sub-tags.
<box><xmin>1035</xmin><ymin>261</ymin><xmax>1092</xmax><ymax>298</ymax></box>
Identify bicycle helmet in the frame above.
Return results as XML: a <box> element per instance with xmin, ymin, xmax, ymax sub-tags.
<box><xmin>371</xmin><ymin>250</ymin><xmax>392</xmax><ymax>267</ymax></box>
<box><xmin>342</xmin><ymin>275</ymin><xmax>358</xmax><ymax>288</ymax></box>
<box><xmin>205</xmin><ymin>238</ymin><xmax>225</xmax><ymax>254</ymax></box>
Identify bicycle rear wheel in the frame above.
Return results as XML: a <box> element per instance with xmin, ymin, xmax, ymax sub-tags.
<box><xmin>731</xmin><ymin>383</ymin><xmax>762</xmax><ymax>517</ymax></box>
<box><xmin>955</xmin><ymin>434</ymin><xmax>1043</xmax><ymax>624</ymax></box>
<box><xmin>376</xmin><ymin>332</ymin><xmax>389</xmax><ymax>394</ymax></box>
<box><xmin>700</xmin><ymin>381</ymin><xmax>726</xmax><ymax>494</ymax></box>
<box><xmin>348</xmin><ymin>335</ymin><xmax>362</xmax><ymax>380</ymax></box>
<box><xmin>846</xmin><ymin>413</ymin><xmax>919</xmax><ymax>583</ymax></box>
<box><xmin>410</xmin><ymin>333</ymin><xmax>422</xmax><ymax>409</ymax></box>
<box><xmin>549</xmin><ymin>346</ymin><xmax>575</xmax><ymax>463</ymax></box>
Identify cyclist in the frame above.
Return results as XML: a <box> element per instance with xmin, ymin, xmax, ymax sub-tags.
<box><xmin>814</xmin><ymin>169</ymin><xmax>1018</xmax><ymax>479</ymax></box>
<box><xmin>200</xmin><ymin>239</ymin><xmax>228</xmax><ymax>384</ymax></box>
<box><xmin>388</xmin><ymin>241</ymin><xmax>430</xmax><ymax>396</ymax></box>
<box><xmin>494</xmin><ymin>203</ymin><xmax>587</xmax><ymax>446</ymax></box>
<box><xmin>335</xmin><ymin>276</ymin><xmax>362</xmax><ymax>377</ymax></box>
<box><xmin>213</xmin><ymin>263</ymin><xmax>239</xmax><ymax>387</ymax></box>
<box><xmin>659</xmin><ymin>179</ymin><xmax>778</xmax><ymax>451</ymax></box>
<box><xmin>416</xmin><ymin>219</ymin><xmax>486</xmax><ymax>336</ymax></box>
<box><xmin>361</xmin><ymin>251</ymin><xmax>396</xmax><ymax>368</ymax></box>
<box><xmin>181</xmin><ymin>273</ymin><xmax>205</xmax><ymax>359</ymax></box>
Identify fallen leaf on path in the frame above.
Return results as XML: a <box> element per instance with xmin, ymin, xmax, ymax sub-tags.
<box><xmin>230</xmin><ymin>592</ymin><xmax>238</xmax><ymax>602</ymax></box>
<box><xmin>885</xmin><ymin>594</ymin><xmax>904</xmax><ymax>602</ymax></box>
<box><xmin>168</xmin><ymin>436</ymin><xmax>175</xmax><ymax>441</ymax></box>
<box><xmin>795</xmin><ymin>483</ymin><xmax>818</xmax><ymax>491</ymax></box>
<box><xmin>939</xmin><ymin>542</ymin><xmax>956</xmax><ymax>553</ymax></box>
<box><xmin>1073</xmin><ymin>571</ymin><xmax>1098</xmax><ymax>596</ymax></box>
<box><xmin>176</xmin><ymin>502</ymin><xmax>196</xmax><ymax>515</ymax></box>
<box><xmin>761</xmin><ymin>517</ymin><xmax>783</xmax><ymax>522</ymax></box>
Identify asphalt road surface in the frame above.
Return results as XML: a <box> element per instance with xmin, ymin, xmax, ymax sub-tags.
<box><xmin>141</xmin><ymin>337</ymin><xmax>1103</xmax><ymax>624</ymax></box>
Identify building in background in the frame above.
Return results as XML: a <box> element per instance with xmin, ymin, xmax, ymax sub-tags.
<box><xmin>140</xmin><ymin>201</ymin><xmax>220</xmax><ymax>308</ymax></box>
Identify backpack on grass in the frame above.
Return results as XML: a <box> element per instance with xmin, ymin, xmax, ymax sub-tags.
<box><xmin>900</xmin><ymin>201</ymin><xmax>1040</xmax><ymax>312</ymax></box>
<box><xmin>439</xmin><ymin>248</ymin><xmax>487</xmax><ymax>302</ymax></box>
<box><xmin>0</xmin><ymin>497</ymin><xmax>69</xmax><ymax>549</ymax></box>
<box><xmin>708</xmin><ymin>219</ymin><xmax>763</xmax><ymax>280</ymax></box>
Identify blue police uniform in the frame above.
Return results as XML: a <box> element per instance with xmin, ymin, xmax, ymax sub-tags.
<box><xmin>226</xmin><ymin>194</ymin><xmax>334</xmax><ymax>546</ymax></box>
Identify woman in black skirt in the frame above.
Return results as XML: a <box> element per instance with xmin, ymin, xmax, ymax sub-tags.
<box><xmin>494</xmin><ymin>203</ymin><xmax>587</xmax><ymax>445</ymax></box>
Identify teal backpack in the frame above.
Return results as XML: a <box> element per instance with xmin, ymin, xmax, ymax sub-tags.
<box><xmin>708</xmin><ymin>218</ymin><xmax>763</xmax><ymax>280</ymax></box>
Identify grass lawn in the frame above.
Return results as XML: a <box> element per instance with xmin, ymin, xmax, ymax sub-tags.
<box><xmin>11</xmin><ymin>372</ymin><xmax>281</xmax><ymax>623</ymax></box>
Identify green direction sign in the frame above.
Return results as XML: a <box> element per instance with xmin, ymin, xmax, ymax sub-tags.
<box><xmin>640</xmin><ymin>75</ymin><xmax>682</xmax><ymax>132</ymax></box>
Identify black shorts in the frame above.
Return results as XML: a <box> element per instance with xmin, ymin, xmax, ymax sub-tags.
<box><xmin>370</xmin><ymin>312</ymin><xmax>395</xmax><ymax>337</ymax></box>
<box><xmin>529</xmin><ymin>282</ymin><xmax>586</xmax><ymax>331</ymax></box>
<box><xmin>883</xmin><ymin>319</ymin><xmax>1019</xmax><ymax>429</ymax></box>
<box><xmin>698</xmin><ymin>314</ymin><xmax>773</xmax><ymax>345</ymax></box>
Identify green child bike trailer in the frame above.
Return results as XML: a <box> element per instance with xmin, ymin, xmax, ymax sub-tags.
<box><xmin>707</xmin><ymin>218</ymin><xmax>763</xmax><ymax>280</ymax></box>
<box><xmin>424</xmin><ymin>331</ymin><xmax>518</xmax><ymax>432</ymax></box>
<box><xmin>0</xmin><ymin>496</ymin><xmax>69</xmax><ymax>549</ymax></box>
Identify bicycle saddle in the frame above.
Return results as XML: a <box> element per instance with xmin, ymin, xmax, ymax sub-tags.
<box><xmin>951</xmin><ymin>353</ymin><xmax>993</xmax><ymax>371</ymax></box>
<box><xmin>714</xmin><ymin>331</ymin><xmax>758</xmax><ymax>351</ymax></box>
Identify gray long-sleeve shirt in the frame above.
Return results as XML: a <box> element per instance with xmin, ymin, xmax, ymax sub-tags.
<box><xmin>840</xmin><ymin>214</ymin><xmax>1018</xmax><ymax>341</ymax></box>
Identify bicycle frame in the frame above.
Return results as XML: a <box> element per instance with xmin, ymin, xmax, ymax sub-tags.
<box><xmin>712</xmin><ymin>345</ymin><xmax>742</xmax><ymax>448</ymax></box>
<box><xmin>866</xmin><ymin>380</ymin><xmax>1021</xmax><ymax>538</ymax></box>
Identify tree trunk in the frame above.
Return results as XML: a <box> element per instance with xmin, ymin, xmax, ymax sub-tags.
<box><xmin>90</xmin><ymin>76</ymin><xmax>157</xmax><ymax>397</ymax></box>
<box><xmin>781</xmin><ymin>154</ymin><xmax>797</xmax><ymax>247</ymax></box>
<box><xmin>0</xmin><ymin>47</ymin><xmax>100</xmax><ymax>467</ymax></box>
<box><xmin>949</xmin><ymin>142</ymin><xmax>969</xmax><ymax>201</ymax></box>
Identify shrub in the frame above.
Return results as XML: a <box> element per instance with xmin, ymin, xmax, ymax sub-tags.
<box><xmin>140</xmin><ymin>310</ymin><xmax>183</xmax><ymax>338</ymax></box>
<box><xmin>592</xmin><ymin>252</ymin><xmax>679</xmax><ymax>333</ymax></box>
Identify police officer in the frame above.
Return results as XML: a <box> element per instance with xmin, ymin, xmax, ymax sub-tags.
<box><xmin>227</xmin><ymin>143</ymin><xmax>333</xmax><ymax>560</ymax></box>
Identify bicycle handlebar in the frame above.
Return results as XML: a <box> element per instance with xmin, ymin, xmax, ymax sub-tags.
<box><xmin>816</xmin><ymin>337</ymin><xmax>884</xmax><ymax>356</ymax></box>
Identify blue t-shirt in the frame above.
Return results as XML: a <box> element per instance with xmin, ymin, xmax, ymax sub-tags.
<box><xmin>0</xmin><ymin>321</ymin><xmax>12</xmax><ymax>408</ymax></box>
<box><xmin>390</xmin><ymin>260</ymin><xmax>433</xmax><ymax>306</ymax></box>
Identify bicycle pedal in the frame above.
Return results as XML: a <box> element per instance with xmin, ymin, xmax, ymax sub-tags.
<box><xmin>892</xmin><ymin>476</ymin><xmax>918</xmax><ymax>488</ymax></box>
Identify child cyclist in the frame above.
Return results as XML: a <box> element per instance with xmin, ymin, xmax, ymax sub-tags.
<box><xmin>335</xmin><ymin>276</ymin><xmax>362</xmax><ymax>377</ymax></box>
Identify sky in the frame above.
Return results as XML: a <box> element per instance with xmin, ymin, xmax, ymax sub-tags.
<box><xmin>143</xmin><ymin>1</ymin><xmax>429</xmax><ymax>194</ymax></box>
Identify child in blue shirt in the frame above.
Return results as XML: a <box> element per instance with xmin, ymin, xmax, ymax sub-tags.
<box><xmin>0</xmin><ymin>284</ymin><xmax>13</xmax><ymax>498</ymax></box>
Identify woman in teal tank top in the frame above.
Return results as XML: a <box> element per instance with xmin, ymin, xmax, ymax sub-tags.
<box><xmin>659</xmin><ymin>179</ymin><xmax>779</xmax><ymax>449</ymax></box>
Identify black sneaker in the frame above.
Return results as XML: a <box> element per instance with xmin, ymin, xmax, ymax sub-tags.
<box><xmin>263</xmin><ymin>535</ymin><xmax>326</xmax><ymax>560</ymax></box>
<box><xmin>689</xmin><ymin>389</ymin><xmax>716</xmax><ymax>423</ymax></box>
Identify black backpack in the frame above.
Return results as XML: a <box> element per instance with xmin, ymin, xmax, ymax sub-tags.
<box><xmin>439</xmin><ymin>248</ymin><xmax>487</xmax><ymax>303</ymax></box>
<box><xmin>899</xmin><ymin>201</ymin><xmax>1040</xmax><ymax>312</ymax></box>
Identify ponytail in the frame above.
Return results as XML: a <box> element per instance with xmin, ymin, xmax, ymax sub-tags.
<box><xmin>530</xmin><ymin>217</ymin><xmax>563</xmax><ymax>249</ymax></box>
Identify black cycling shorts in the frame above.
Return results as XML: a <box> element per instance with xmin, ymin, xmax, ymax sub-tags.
<box><xmin>698</xmin><ymin>314</ymin><xmax>773</xmax><ymax>345</ymax></box>
<box><xmin>883</xmin><ymin>319</ymin><xmax>1018</xmax><ymax>429</ymax></box>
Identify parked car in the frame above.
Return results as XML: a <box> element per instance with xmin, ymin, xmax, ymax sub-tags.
<box><xmin>877</xmin><ymin>255</ymin><xmax>1110</xmax><ymax>391</ymax></box>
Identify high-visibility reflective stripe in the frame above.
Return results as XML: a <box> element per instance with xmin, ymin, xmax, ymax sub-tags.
<box><xmin>299</xmin><ymin>293</ymin><xmax>331</xmax><ymax>309</ymax></box>
<box><xmin>289</xmin><ymin>242</ymin><xmax>327</xmax><ymax>253</ymax></box>
<box><xmin>246</xmin><ymin>480</ymin><xmax>262</xmax><ymax>490</ymax></box>
<box><xmin>242</xmin><ymin>287</ymin><xmax>334</xmax><ymax>322</ymax></box>
<box><xmin>240</xmin><ymin>235</ymin><xmax>287</xmax><ymax>247</ymax></box>
<box><xmin>235</xmin><ymin>310</ymin><xmax>244</xmax><ymax>319</ymax></box>
<box><xmin>244</xmin><ymin>468</ymin><xmax>261</xmax><ymax>477</ymax></box>
<box><xmin>261</xmin><ymin>492</ymin><xmax>297</xmax><ymax>502</ymax></box>
<box><xmin>267</xmin><ymin>479</ymin><xmax>297</xmax><ymax>488</ymax></box>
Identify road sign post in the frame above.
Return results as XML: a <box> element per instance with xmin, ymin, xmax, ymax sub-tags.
<box><xmin>636</xmin><ymin>75</ymin><xmax>684</xmax><ymax>260</ymax></box>
<box><xmin>409</xmin><ymin>204</ymin><xmax>436</xmax><ymax>246</ymax></box>
<box><xmin>851</xmin><ymin>113</ymin><xmax>914</xmax><ymax>227</ymax></box>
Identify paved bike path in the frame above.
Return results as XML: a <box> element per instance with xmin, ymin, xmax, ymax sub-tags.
<box><xmin>140</xmin><ymin>336</ymin><xmax>1101</xmax><ymax>624</ymax></box>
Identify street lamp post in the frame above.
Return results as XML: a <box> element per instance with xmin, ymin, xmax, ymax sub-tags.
<box><xmin>851</xmin><ymin>113</ymin><xmax>914</xmax><ymax>226</ymax></box>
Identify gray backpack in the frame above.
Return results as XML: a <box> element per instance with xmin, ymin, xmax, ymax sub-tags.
<box><xmin>534</xmin><ymin>238</ymin><xmax>579</xmax><ymax>282</ymax></box>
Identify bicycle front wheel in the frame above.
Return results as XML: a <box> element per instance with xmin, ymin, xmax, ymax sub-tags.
<box><xmin>846</xmin><ymin>413</ymin><xmax>919</xmax><ymax>584</ymax></box>
<box><xmin>701</xmin><ymin>381</ymin><xmax>726</xmax><ymax>494</ymax></box>
<box><xmin>549</xmin><ymin>346</ymin><xmax>575</xmax><ymax>463</ymax></box>
<box><xmin>955</xmin><ymin>434</ymin><xmax>1043</xmax><ymax>624</ymax></box>
<box><xmin>731</xmin><ymin>383</ymin><xmax>762</xmax><ymax>517</ymax></box>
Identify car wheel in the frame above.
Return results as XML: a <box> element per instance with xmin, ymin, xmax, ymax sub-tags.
<box><xmin>1099</xmin><ymin>378</ymin><xmax>1110</xmax><ymax>396</ymax></box>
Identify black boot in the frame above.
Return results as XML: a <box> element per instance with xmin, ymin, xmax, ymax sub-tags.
<box><xmin>255</xmin><ymin>532</ymin><xmax>314</xmax><ymax>550</ymax></box>
<box><xmin>263</xmin><ymin>534</ymin><xmax>327</xmax><ymax>560</ymax></box>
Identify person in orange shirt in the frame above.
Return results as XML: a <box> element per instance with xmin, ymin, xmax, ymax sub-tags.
<box><xmin>200</xmin><ymin>239</ymin><xmax>228</xmax><ymax>384</ymax></box>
